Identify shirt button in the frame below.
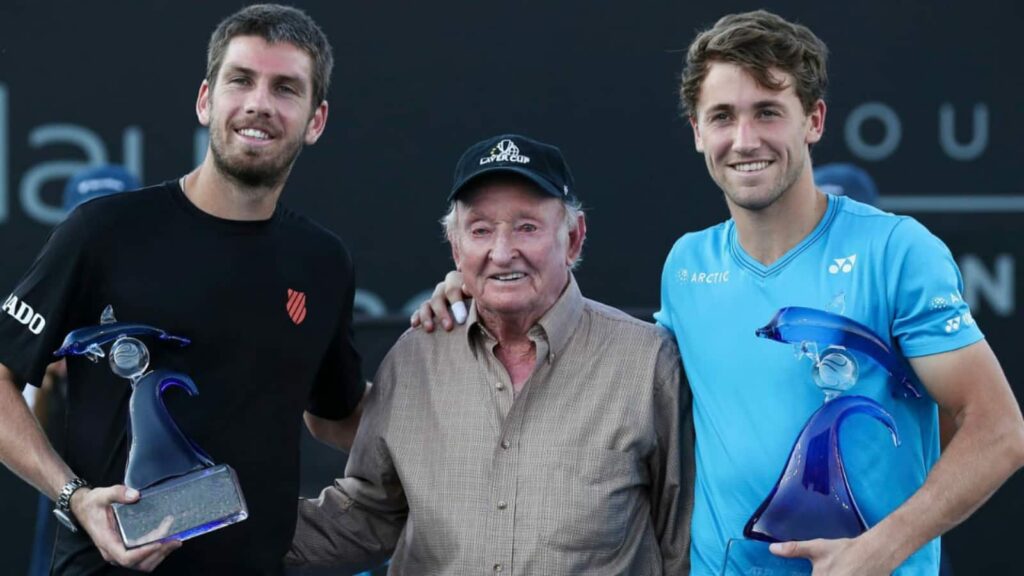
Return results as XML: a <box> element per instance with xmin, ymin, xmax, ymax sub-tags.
<box><xmin>500</xmin><ymin>440</ymin><xmax>510</xmax><ymax>450</ymax></box>
<box><xmin>496</xmin><ymin>383</ymin><xmax>506</xmax><ymax>391</ymax></box>
<box><xmin>493</xmin><ymin>563</ymin><xmax>504</xmax><ymax>572</ymax></box>
<box><xmin>497</xmin><ymin>500</ymin><xmax>507</xmax><ymax>510</ymax></box>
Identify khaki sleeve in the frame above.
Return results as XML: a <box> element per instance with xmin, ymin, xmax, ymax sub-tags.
<box><xmin>650</xmin><ymin>332</ymin><xmax>693</xmax><ymax>575</ymax></box>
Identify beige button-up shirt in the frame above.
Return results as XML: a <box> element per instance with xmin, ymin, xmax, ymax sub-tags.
<box><xmin>288</xmin><ymin>277</ymin><xmax>693</xmax><ymax>574</ymax></box>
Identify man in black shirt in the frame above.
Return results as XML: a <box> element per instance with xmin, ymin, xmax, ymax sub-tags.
<box><xmin>0</xmin><ymin>4</ymin><xmax>365</xmax><ymax>574</ymax></box>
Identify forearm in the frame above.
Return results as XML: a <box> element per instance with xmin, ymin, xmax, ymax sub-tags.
<box><xmin>0</xmin><ymin>371</ymin><xmax>74</xmax><ymax>499</ymax></box>
<box><xmin>862</xmin><ymin>407</ymin><xmax>1024</xmax><ymax>569</ymax></box>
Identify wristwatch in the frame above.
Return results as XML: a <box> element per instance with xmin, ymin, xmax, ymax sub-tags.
<box><xmin>53</xmin><ymin>477</ymin><xmax>90</xmax><ymax>533</ymax></box>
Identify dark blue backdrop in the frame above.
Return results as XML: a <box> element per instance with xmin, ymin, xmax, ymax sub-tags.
<box><xmin>0</xmin><ymin>0</ymin><xmax>1020</xmax><ymax>573</ymax></box>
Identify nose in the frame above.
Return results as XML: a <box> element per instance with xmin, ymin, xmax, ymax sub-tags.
<box><xmin>489</xmin><ymin>230</ymin><xmax>518</xmax><ymax>265</ymax></box>
<box><xmin>244</xmin><ymin>82</ymin><xmax>273</xmax><ymax>117</ymax></box>
<box><xmin>732</xmin><ymin>117</ymin><xmax>761</xmax><ymax>154</ymax></box>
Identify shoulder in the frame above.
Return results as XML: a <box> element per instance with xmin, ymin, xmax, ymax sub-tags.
<box><xmin>583</xmin><ymin>298</ymin><xmax>676</xmax><ymax>349</ymax></box>
<box><xmin>834</xmin><ymin>198</ymin><xmax>951</xmax><ymax>260</ymax></box>
<box><xmin>66</xmin><ymin>182</ymin><xmax>172</xmax><ymax>229</ymax></box>
<box><xmin>48</xmin><ymin>183</ymin><xmax>172</xmax><ymax>254</ymax></box>
<box><xmin>582</xmin><ymin>300</ymin><xmax>681</xmax><ymax>390</ymax></box>
<box><xmin>830</xmin><ymin>195</ymin><xmax>924</xmax><ymax>241</ymax></box>
<box><xmin>666</xmin><ymin>220</ymin><xmax>730</xmax><ymax>261</ymax></box>
<box><xmin>275</xmin><ymin>205</ymin><xmax>354</xmax><ymax>266</ymax></box>
<box><xmin>379</xmin><ymin>324</ymin><xmax>464</xmax><ymax>371</ymax></box>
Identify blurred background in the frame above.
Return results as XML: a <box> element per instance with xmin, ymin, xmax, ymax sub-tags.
<box><xmin>0</xmin><ymin>0</ymin><xmax>1020</xmax><ymax>573</ymax></box>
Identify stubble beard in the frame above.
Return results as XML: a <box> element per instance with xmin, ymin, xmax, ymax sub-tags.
<box><xmin>716</xmin><ymin>153</ymin><xmax>805</xmax><ymax>213</ymax></box>
<box><xmin>209</xmin><ymin>122</ymin><xmax>304</xmax><ymax>191</ymax></box>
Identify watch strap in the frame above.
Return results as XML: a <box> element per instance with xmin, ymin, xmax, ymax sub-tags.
<box><xmin>53</xmin><ymin>477</ymin><xmax>90</xmax><ymax>532</ymax></box>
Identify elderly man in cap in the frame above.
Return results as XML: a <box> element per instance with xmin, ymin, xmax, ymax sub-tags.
<box><xmin>286</xmin><ymin>134</ymin><xmax>692</xmax><ymax>575</ymax></box>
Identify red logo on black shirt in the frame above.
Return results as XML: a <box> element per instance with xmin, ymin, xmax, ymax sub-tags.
<box><xmin>286</xmin><ymin>289</ymin><xmax>307</xmax><ymax>325</ymax></box>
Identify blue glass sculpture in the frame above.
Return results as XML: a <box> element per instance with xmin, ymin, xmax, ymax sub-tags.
<box><xmin>742</xmin><ymin>306</ymin><xmax>914</xmax><ymax>544</ymax></box>
<box><xmin>754</xmin><ymin>307</ymin><xmax>921</xmax><ymax>399</ymax></box>
<box><xmin>744</xmin><ymin>395</ymin><xmax>899</xmax><ymax>541</ymax></box>
<box><xmin>56</xmin><ymin>306</ymin><xmax>247</xmax><ymax>547</ymax></box>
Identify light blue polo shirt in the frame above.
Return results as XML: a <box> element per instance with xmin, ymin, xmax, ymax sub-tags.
<box><xmin>656</xmin><ymin>194</ymin><xmax>982</xmax><ymax>575</ymax></box>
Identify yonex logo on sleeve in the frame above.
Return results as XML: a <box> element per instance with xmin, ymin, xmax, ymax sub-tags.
<box><xmin>2</xmin><ymin>294</ymin><xmax>47</xmax><ymax>335</ymax></box>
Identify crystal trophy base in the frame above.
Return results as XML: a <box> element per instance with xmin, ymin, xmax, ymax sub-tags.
<box><xmin>721</xmin><ymin>538</ymin><xmax>811</xmax><ymax>576</ymax></box>
<box><xmin>113</xmin><ymin>464</ymin><xmax>248</xmax><ymax>548</ymax></box>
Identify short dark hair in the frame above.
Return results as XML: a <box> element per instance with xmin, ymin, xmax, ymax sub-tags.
<box><xmin>207</xmin><ymin>4</ymin><xmax>334</xmax><ymax>106</ymax></box>
<box><xmin>680</xmin><ymin>10</ymin><xmax>828</xmax><ymax>117</ymax></box>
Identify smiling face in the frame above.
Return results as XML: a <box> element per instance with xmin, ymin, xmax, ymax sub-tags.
<box><xmin>451</xmin><ymin>179</ymin><xmax>585</xmax><ymax>329</ymax></box>
<box><xmin>690</xmin><ymin>61</ymin><xmax>824</xmax><ymax>213</ymax></box>
<box><xmin>196</xmin><ymin>35</ymin><xmax>328</xmax><ymax>189</ymax></box>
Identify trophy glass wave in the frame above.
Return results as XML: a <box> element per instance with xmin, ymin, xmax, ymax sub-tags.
<box><xmin>720</xmin><ymin>307</ymin><xmax>921</xmax><ymax>575</ymax></box>
<box><xmin>55</xmin><ymin>306</ymin><xmax>248</xmax><ymax>548</ymax></box>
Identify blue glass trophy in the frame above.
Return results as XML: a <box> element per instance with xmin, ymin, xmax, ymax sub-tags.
<box><xmin>720</xmin><ymin>307</ymin><xmax>921</xmax><ymax>575</ymax></box>
<box><xmin>55</xmin><ymin>306</ymin><xmax>248</xmax><ymax>548</ymax></box>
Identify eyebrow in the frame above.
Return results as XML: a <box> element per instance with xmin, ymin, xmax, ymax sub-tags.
<box><xmin>703</xmin><ymin>99</ymin><xmax>785</xmax><ymax>117</ymax></box>
<box><xmin>221</xmin><ymin>65</ymin><xmax>306</xmax><ymax>90</ymax></box>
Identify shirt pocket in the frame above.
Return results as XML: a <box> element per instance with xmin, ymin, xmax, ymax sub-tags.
<box><xmin>535</xmin><ymin>447</ymin><xmax>645</xmax><ymax>554</ymax></box>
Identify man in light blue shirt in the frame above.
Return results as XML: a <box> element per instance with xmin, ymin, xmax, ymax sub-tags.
<box><xmin>660</xmin><ymin>10</ymin><xmax>1023</xmax><ymax>574</ymax></box>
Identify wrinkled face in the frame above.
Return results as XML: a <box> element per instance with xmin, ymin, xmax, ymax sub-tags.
<box><xmin>452</xmin><ymin>181</ymin><xmax>584</xmax><ymax>326</ymax></box>
<box><xmin>197</xmin><ymin>35</ymin><xmax>328</xmax><ymax>188</ymax></box>
<box><xmin>690</xmin><ymin>62</ymin><xmax>824</xmax><ymax>212</ymax></box>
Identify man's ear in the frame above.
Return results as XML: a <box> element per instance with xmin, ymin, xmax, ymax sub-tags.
<box><xmin>304</xmin><ymin>101</ymin><xmax>329</xmax><ymax>145</ymax></box>
<box><xmin>196</xmin><ymin>80</ymin><xmax>212</xmax><ymax>126</ymax></box>
<box><xmin>690</xmin><ymin>115</ymin><xmax>706</xmax><ymax>153</ymax></box>
<box><xmin>805</xmin><ymin>99</ymin><xmax>826</xmax><ymax>145</ymax></box>
<box><xmin>566</xmin><ymin>213</ymin><xmax>586</xmax><ymax>266</ymax></box>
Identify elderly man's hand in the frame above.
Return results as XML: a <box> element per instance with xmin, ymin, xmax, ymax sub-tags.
<box><xmin>70</xmin><ymin>485</ymin><xmax>181</xmax><ymax>572</ymax></box>
<box><xmin>769</xmin><ymin>537</ymin><xmax>895</xmax><ymax>576</ymax></box>
<box><xmin>410</xmin><ymin>271</ymin><xmax>468</xmax><ymax>332</ymax></box>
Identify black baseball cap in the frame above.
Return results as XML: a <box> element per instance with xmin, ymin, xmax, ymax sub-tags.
<box><xmin>448</xmin><ymin>134</ymin><xmax>576</xmax><ymax>203</ymax></box>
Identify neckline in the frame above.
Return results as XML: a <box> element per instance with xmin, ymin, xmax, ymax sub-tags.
<box><xmin>728</xmin><ymin>193</ymin><xmax>841</xmax><ymax>278</ymax></box>
<box><xmin>168</xmin><ymin>178</ymin><xmax>280</xmax><ymax>234</ymax></box>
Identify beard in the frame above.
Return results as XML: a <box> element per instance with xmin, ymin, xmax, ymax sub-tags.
<box><xmin>715</xmin><ymin>153</ymin><xmax>806</xmax><ymax>213</ymax></box>
<box><xmin>208</xmin><ymin>121</ymin><xmax>305</xmax><ymax>190</ymax></box>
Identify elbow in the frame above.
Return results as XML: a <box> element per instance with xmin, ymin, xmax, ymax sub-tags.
<box><xmin>1006</xmin><ymin>420</ymin><xmax>1024</xmax><ymax>472</ymax></box>
<box><xmin>304</xmin><ymin>411</ymin><xmax>356</xmax><ymax>452</ymax></box>
<box><xmin>303</xmin><ymin>412</ymin><xmax>329</xmax><ymax>443</ymax></box>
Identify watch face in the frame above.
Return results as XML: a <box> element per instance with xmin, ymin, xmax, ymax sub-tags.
<box><xmin>53</xmin><ymin>508</ymin><xmax>79</xmax><ymax>533</ymax></box>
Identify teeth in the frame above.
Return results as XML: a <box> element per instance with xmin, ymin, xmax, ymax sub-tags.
<box><xmin>733</xmin><ymin>161</ymin><xmax>770</xmax><ymax>172</ymax></box>
<box><xmin>494</xmin><ymin>273</ymin><xmax>525</xmax><ymax>281</ymax></box>
<box><xmin>238</xmin><ymin>128</ymin><xmax>270</xmax><ymax>140</ymax></box>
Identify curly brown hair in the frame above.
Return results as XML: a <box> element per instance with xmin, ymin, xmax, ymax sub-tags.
<box><xmin>680</xmin><ymin>10</ymin><xmax>828</xmax><ymax>118</ymax></box>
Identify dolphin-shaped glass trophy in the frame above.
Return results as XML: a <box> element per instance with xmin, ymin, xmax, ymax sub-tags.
<box><xmin>720</xmin><ymin>307</ymin><xmax>921</xmax><ymax>575</ymax></box>
<box><xmin>55</xmin><ymin>306</ymin><xmax>248</xmax><ymax>548</ymax></box>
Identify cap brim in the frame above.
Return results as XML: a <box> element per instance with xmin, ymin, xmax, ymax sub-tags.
<box><xmin>448</xmin><ymin>166</ymin><xmax>565</xmax><ymax>203</ymax></box>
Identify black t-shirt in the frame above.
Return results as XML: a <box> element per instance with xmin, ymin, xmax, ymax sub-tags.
<box><xmin>0</xmin><ymin>181</ymin><xmax>364</xmax><ymax>575</ymax></box>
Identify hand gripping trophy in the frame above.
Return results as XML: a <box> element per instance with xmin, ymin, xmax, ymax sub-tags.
<box><xmin>55</xmin><ymin>306</ymin><xmax>248</xmax><ymax>548</ymax></box>
<box><xmin>721</xmin><ymin>307</ymin><xmax>922</xmax><ymax>575</ymax></box>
